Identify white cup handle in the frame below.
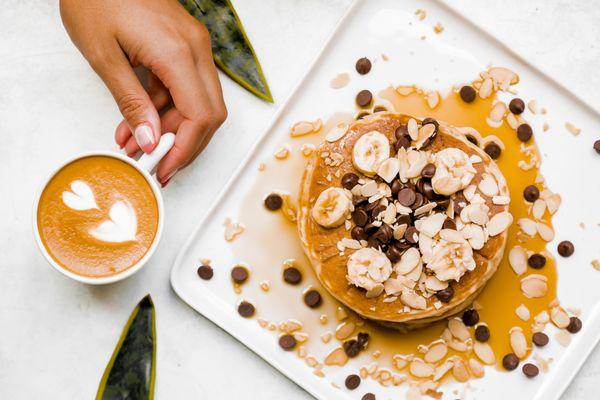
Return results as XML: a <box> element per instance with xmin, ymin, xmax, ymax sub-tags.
<box><xmin>137</xmin><ymin>132</ymin><xmax>176</xmax><ymax>173</ymax></box>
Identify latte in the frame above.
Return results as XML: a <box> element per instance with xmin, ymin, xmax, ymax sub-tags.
<box><xmin>37</xmin><ymin>155</ymin><xmax>159</xmax><ymax>277</ymax></box>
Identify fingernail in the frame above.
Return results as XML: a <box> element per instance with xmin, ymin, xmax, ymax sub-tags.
<box><xmin>160</xmin><ymin>169</ymin><xmax>178</xmax><ymax>186</ymax></box>
<box><xmin>134</xmin><ymin>124</ymin><xmax>156</xmax><ymax>153</ymax></box>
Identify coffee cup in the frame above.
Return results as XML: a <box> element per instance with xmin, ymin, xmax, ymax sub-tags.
<box><xmin>33</xmin><ymin>133</ymin><xmax>175</xmax><ymax>285</ymax></box>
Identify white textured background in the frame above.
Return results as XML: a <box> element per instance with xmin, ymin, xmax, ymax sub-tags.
<box><xmin>0</xmin><ymin>1</ymin><xmax>598</xmax><ymax>399</ymax></box>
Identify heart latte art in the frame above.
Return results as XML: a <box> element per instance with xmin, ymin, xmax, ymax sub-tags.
<box><xmin>37</xmin><ymin>156</ymin><xmax>158</xmax><ymax>277</ymax></box>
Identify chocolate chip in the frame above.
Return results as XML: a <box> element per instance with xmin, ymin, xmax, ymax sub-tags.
<box><xmin>197</xmin><ymin>265</ymin><xmax>213</xmax><ymax>280</ymax></box>
<box><xmin>435</xmin><ymin>285</ymin><xmax>454</xmax><ymax>303</ymax></box>
<box><xmin>356</xmin><ymin>111</ymin><xmax>370</xmax><ymax>120</ymax></box>
<box><xmin>397</xmin><ymin>188</ymin><xmax>416</xmax><ymax>206</ymax></box>
<box><xmin>264</xmin><ymin>193</ymin><xmax>283</xmax><ymax>210</ymax></box>
<box><xmin>283</xmin><ymin>267</ymin><xmax>302</xmax><ymax>285</ymax></box>
<box><xmin>304</xmin><ymin>289</ymin><xmax>322</xmax><ymax>308</ymax></box>
<box><xmin>395</xmin><ymin>134</ymin><xmax>411</xmax><ymax>151</ymax></box>
<box><xmin>453</xmin><ymin>193</ymin><xmax>467</xmax><ymax>214</ymax></box>
<box><xmin>466</xmin><ymin>134</ymin><xmax>479</xmax><ymax>145</ymax></box>
<box><xmin>395</xmin><ymin>124</ymin><xmax>408</xmax><ymax>139</ymax></box>
<box><xmin>279</xmin><ymin>334</ymin><xmax>297</xmax><ymax>351</ymax></box>
<box><xmin>567</xmin><ymin>317</ymin><xmax>582</xmax><ymax>333</ymax></box>
<box><xmin>509</xmin><ymin>98</ymin><xmax>525</xmax><ymax>115</ymax></box>
<box><xmin>352</xmin><ymin>209</ymin><xmax>369</xmax><ymax>227</ymax></box>
<box><xmin>343</xmin><ymin>339</ymin><xmax>361</xmax><ymax>358</ymax></box>
<box><xmin>351</xmin><ymin>226</ymin><xmax>368</xmax><ymax>241</ymax></box>
<box><xmin>395</xmin><ymin>214</ymin><xmax>412</xmax><ymax>226</ymax></box>
<box><xmin>345</xmin><ymin>374</ymin><xmax>361</xmax><ymax>390</ymax></box>
<box><xmin>390</xmin><ymin>179</ymin><xmax>402</xmax><ymax>195</ymax></box>
<box><xmin>475</xmin><ymin>325</ymin><xmax>490</xmax><ymax>342</ymax></box>
<box><xmin>523</xmin><ymin>185</ymin><xmax>540</xmax><ymax>202</ymax></box>
<box><xmin>371</xmin><ymin>204</ymin><xmax>387</xmax><ymax>219</ymax></box>
<box><xmin>237</xmin><ymin>301</ymin><xmax>255</xmax><ymax>318</ymax></box>
<box><xmin>362</xmin><ymin>394</ymin><xmax>376</xmax><ymax>400</ymax></box>
<box><xmin>357</xmin><ymin>332</ymin><xmax>370</xmax><ymax>347</ymax></box>
<box><xmin>420</xmin><ymin>180</ymin><xmax>435</xmax><ymax>200</ymax></box>
<box><xmin>410</xmin><ymin>193</ymin><xmax>425</xmax><ymax>210</ymax></box>
<box><xmin>528</xmin><ymin>254</ymin><xmax>546</xmax><ymax>269</ymax></box>
<box><xmin>363</xmin><ymin>223</ymin><xmax>379</xmax><ymax>236</ymax></box>
<box><xmin>557</xmin><ymin>240</ymin><xmax>574</xmax><ymax>257</ymax></box>
<box><xmin>522</xmin><ymin>363</ymin><xmax>539</xmax><ymax>378</ymax></box>
<box><xmin>353</xmin><ymin>195</ymin><xmax>368</xmax><ymax>207</ymax></box>
<box><xmin>442</xmin><ymin>218</ymin><xmax>456</xmax><ymax>230</ymax></box>
<box><xmin>502</xmin><ymin>353</ymin><xmax>519</xmax><ymax>371</ymax></box>
<box><xmin>422</xmin><ymin>117</ymin><xmax>439</xmax><ymax>131</ymax></box>
<box><xmin>435</xmin><ymin>198</ymin><xmax>450</xmax><ymax>210</ymax></box>
<box><xmin>594</xmin><ymin>140</ymin><xmax>600</xmax><ymax>155</ymax></box>
<box><xmin>355</xmin><ymin>57</ymin><xmax>372</xmax><ymax>75</ymax></box>
<box><xmin>356</xmin><ymin>90</ymin><xmax>373</xmax><ymax>108</ymax></box>
<box><xmin>342</xmin><ymin>173</ymin><xmax>360</xmax><ymax>190</ymax></box>
<box><xmin>462</xmin><ymin>309</ymin><xmax>479</xmax><ymax>326</ymax></box>
<box><xmin>231</xmin><ymin>266</ymin><xmax>249</xmax><ymax>284</ymax></box>
<box><xmin>459</xmin><ymin>86</ymin><xmax>476</xmax><ymax>103</ymax></box>
<box><xmin>532</xmin><ymin>332</ymin><xmax>549</xmax><ymax>347</ymax></box>
<box><xmin>386</xmin><ymin>245</ymin><xmax>402</xmax><ymax>263</ymax></box>
<box><xmin>372</xmin><ymin>224</ymin><xmax>393</xmax><ymax>244</ymax></box>
<box><xmin>421</xmin><ymin>163</ymin><xmax>436</xmax><ymax>178</ymax></box>
<box><xmin>373</xmin><ymin>106</ymin><xmax>387</xmax><ymax>113</ymax></box>
<box><xmin>484</xmin><ymin>143</ymin><xmax>501</xmax><ymax>159</ymax></box>
<box><xmin>404</xmin><ymin>226</ymin><xmax>419</xmax><ymax>244</ymax></box>
<box><xmin>517</xmin><ymin>123</ymin><xmax>533</xmax><ymax>142</ymax></box>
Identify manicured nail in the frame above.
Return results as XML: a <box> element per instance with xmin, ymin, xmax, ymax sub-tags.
<box><xmin>134</xmin><ymin>124</ymin><xmax>156</xmax><ymax>153</ymax></box>
<box><xmin>160</xmin><ymin>169</ymin><xmax>178</xmax><ymax>186</ymax></box>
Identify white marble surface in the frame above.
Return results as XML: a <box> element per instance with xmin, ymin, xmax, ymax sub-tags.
<box><xmin>0</xmin><ymin>1</ymin><xmax>598</xmax><ymax>399</ymax></box>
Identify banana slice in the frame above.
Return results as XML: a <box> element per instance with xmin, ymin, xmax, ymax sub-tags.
<box><xmin>311</xmin><ymin>187</ymin><xmax>352</xmax><ymax>228</ymax></box>
<box><xmin>347</xmin><ymin>247</ymin><xmax>392</xmax><ymax>291</ymax></box>
<box><xmin>352</xmin><ymin>131</ymin><xmax>390</xmax><ymax>176</ymax></box>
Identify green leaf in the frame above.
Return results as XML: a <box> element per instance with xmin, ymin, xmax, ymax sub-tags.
<box><xmin>96</xmin><ymin>295</ymin><xmax>156</xmax><ymax>400</ymax></box>
<box><xmin>180</xmin><ymin>0</ymin><xmax>273</xmax><ymax>103</ymax></box>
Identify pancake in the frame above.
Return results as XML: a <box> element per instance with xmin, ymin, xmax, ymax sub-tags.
<box><xmin>297</xmin><ymin>112</ymin><xmax>512</xmax><ymax>331</ymax></box>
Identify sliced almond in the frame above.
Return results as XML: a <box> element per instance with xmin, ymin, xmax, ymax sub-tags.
<box><xmin>377</xmin><ymin>157</ymin><xmax>401</xmax><ymax>183</ymax></box>
<box><xmin>407</xmin><ymin>118</ymin><xmax>419</xmax><ymax>140</ymax></box>
<box><xmin>555</xmin><ymin>330</ymin><xmax>572</xmax><ymax>347</ymax></box>
<box><xmin>330</xmin><ymin>72</ymin><xmax>350</xmax><ymax>89</ymax></box>
<box><xmin>335</xmin><ymin>321</ymin><xmax>356</xmax><ymax>340</ymax></box>
<box><xmin>452</xmin><ymin>358</ymin><xmax>470</xmax><ymax>382</ymax></box>
<box><xmin>325</xmin><ymin>122</ymin><xmax>349</xmax><ymax>142</ymax></box>
<box><xmin>426</xmin><ymin>91</ymin><xmax>440</xmax><ymax>109</ymax></box>
<box><xmin>536</xmin><ymin>222</ymin><xmax>554</xmax><ymax>242</ymax></box>
<box><xmin>409</xmin><ymin>359</ymin><xmax>435</xmax><ymax>378</ymax></box>
<box><xmin>393</xmin><ymin>354</ymin><xmax>410</xmax><ymax>370</ymax></box>
<box><xmin>468</xmin><ymin>358</ymin><xmax>485</xmax><ymax>378</ymax></box>
<box><xmin>473</xmin><ymin>341</ymin><xmax>496</xmax><ymax>365</ymax></box>
<box><xmin>515</xmin><ymin>304</ymin><xmax>531</xmax><ymax>321</ymax></box>
<box><xmin>479</xmin><ymin>78</ymin><xmax>493</xmax><ymax>99</ymax></box>
<box><xmin>518</xmin><ymin>218</ymin><xmax>537</xmax><ymax>236</ymax></box>
<box><xmin>521</xmin><ymin>274</ymin><xmax>548</xmax><ymax>298</ymax></box>
<box><xmin>290</xmin><ymin>119</ymin><xmax>322</xmax><ymax>137</ymax></box>
<box><xmin>487</xmin><ymin>211</ymin><xmax>513</xmax><ymax>236</ymax></box>
<box><xmin>508</xmin><ymin>246</ymin><xmax>528</xmax><ymax>276</ymax></box>
<box><xmin>550</xmin><ymin>307</ymin><xmax>570</xmax><ymax>329</ymax></box>
<box><xmin>509</xmin><ymin>327</ymin><xmax>528</xmax><ymax>358</ymax></box>
<box><xmin>433</xmin><ymin>360</ymin><xmax>454</xmax><ymax>381</ymax></box>
<box><xmin>565</xmin><ymin>122</ymin><xmax>581</xmax><ymax>136</ymax></box>
<box><xmin>401</xmin><ymin>290</ymin><xmax>427</xmax><ymax>310</ymax></box>
<box><xmin>324</xmin><ymin>347</ymin><xmax>348</xmax><ymax>366</ymax></box>
<box><xmin>531</xmin><ymin>199</ymin><xmax>546</xmax><ymax>220</ymax></box>
<box><xmin>424</xmin><ymin>342</ymin><xmax>448</xmax><ymax>363</ymax></box>
<box><xmin>448</xmin><ymin>318</ymin><xmax>470</xmax><ymax>341</ymax></box>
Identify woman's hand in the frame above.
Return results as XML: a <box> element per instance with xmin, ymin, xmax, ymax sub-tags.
<box><xmin>60</xmin><ymin>0</ymin><xmax>227</xmax><ymax>185</ymax></box>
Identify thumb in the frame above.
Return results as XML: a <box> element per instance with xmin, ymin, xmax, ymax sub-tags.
<box><xmin>92</xmin><ymin>46</ymin><xmax>161</xmax><ymax>153</ymax></box>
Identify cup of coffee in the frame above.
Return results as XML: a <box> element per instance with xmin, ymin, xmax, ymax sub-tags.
<box><xmin>33</xmin><ymin>133</ymin><xmax>175</xmax><ymax>284</ymax></box>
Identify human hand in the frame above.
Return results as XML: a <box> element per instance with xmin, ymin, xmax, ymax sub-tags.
<box><xmin>60</xmin><ymin>0</ymin><xmax>227</xmax><ymax>185</ymax></box>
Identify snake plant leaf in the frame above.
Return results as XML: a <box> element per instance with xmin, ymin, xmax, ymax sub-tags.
<box><xmin>96</xmin><ymin>295</ymin><xmax>156</xmax><ymax>400</ymax></box>
<box><xmin>180</xmin><ymin>0</ymin><xmax>273</xmax><ymax>103</ymax></box>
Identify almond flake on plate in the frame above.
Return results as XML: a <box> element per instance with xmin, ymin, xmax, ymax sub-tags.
<box><xmin>330</xmin><ymin>72</ymin><xmax>350</xmax><ymax>89</ymax></box>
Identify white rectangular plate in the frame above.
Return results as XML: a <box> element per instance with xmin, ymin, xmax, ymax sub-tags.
<box><xmin>171</xmin><ymin>0</ymin><xmax>600</xmax><ymax>398</ymax></box>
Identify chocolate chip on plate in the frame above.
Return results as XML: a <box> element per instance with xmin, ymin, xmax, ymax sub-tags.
<box><xmin>397</xmin><ymin>188</ymin><xmax>416</xmax><ymax>207</ymax></box>
<box><xmin>362</xmin><ymin>393</ymin><xmax>376</xmax><ymax>400</ymax></box>
<box><xmin>355</xmin><ymin>57</ymin><xmax>372</xmax><ymax>75</ymax></box>
<box><xmin>357</xmin><ymin>332</ymin><xmax>370</xmax><ymax>347</ymax></box>
<box><xmin>523</xmin><ymin>185</ymin><xmax>540</xmax><ymax>202</ymax></box>
<box><xmin>197</xmin><ymin>265</ymin><xmax>214</xmax><ymax>280</ymax></box>
<box><xmin>283</xmin><ymin>266</ymin><xmax>302</xmax><ymax>285</ymax></box>
<box><xmin>517</xmin><ymin>123</ymin><xmax>533</xmax><ymax>142</ymax></box>
<box><xmin>356</xmin><ymin>90</ymin><xmax>373</xmax><ymax>108</ymax></box>
<box><xmin>509</xmin><ymin>98</ymin><xmax>525</xmax><ymax>115</ymax></box>
<box><xmin>475</xmin><ymin>325</ymin><xmax>490</xmax><ymax>342</ymax></box>
<box><xmin>237</xmin><ymin>301</ymin><xmax>255</xmax><ymax>318</ymax></box>
<box><xmin>502</xmin><ymin>353</ymin><xmax>519</xmax><ymax>371</ymax></box>
<box><xmin>356</xmin><ymin>111</ymin><xmax>370</xmax><ymax>120</ymax></box>
<box><xmin>594</xmin><ymin>139</ymin><xmax>600</xmax><ymax>155</ymax></box>
<box><xmin>351</xmin><ymin>226</ymin><xmax>368</xmax><ymax>241</ymax></box>
<box><xmin>264</xmin><ymin>193</ymin><xmax>283</xmax><ymax>211</ymax></box>
<box><xmin>465</xmin><ymin>134</ymin><xmax>479</xmax><ymax>146</ymax></box>
<box><xmin>567</xmin><ymin>316</ymin><xmax>582</xmax><ymax>333</ymax></box>
<box><xmin>459</xmin><ymin>85</ymin><xmax>476</xmax><ymax>103</ymax></box>
<box><xmin>231</xmin><ymin>265</ymin><xmax>249</xmax><ymax>284</ymax></box>
<box><xmin>528</xmin><ymin>254</ymin><xmax>546</xmax><ymax>269</ymax></box>
<box><xmin>404</xmin><ymin>226</ymin><xmax>419</xmax><ymax>244</ymax></box>
<box><xmin>522</xmin><ymin>363</ymin><xmax>539</xmax><ymax>378</ymax></box>
<box><xmin>373</xmin><ymin>106</ymin><xmax>387</xmax><ymax>113</ymax></box>
<box><xmin>395</xmin><ymin>134</ymin><xmax>411</xmax><ymax>150</ymax></box>
<box><xmin>343</xmin><ymin>339</ymin><xmax>361</xmax><ymax>357</ymax></box>
<box><xmin>342</xmin><ymin>173</ymin><xmax>360</xmax><ymax>190</ymax></box>
<box><xmin>557</xmin><ymin>240</ymin><xmax>575</xmax><ymax>257</ymax></box>
<box><xmin>462</xmin><ymin>309</ymin><xmax>479</xmax><ymax>326</ymax></box>
<box><xmin>279</xmin><ymin>334</ymin><xmax>297</xmax><ymax>351</ymax></box>
<box><xmin>532</xmin><ymin>332</ymin><xmax>549</xmax><ymax>347</ymax></box>
<box><xmin>421</xmin><ymin>163</ymin><xmax>436</xmax><ymax>178</ymax></box>
<box><xmin>304</xmin><ymin>289</ymin><xmax>322</xmax><ymax>308</ymax></box>
<box><xmin>345</xmin><ymin>374</ymin><xmax>361</xmax><ymax>390</ymax></box>
<box><xmin>484</xmin><ymin>142</ymin><xmax>502</xmax><ymax>159</ymax></box>
<box><xmin>435</xmin><ymin>285</ymin><xmax>454</xmax><ymax>303</ymax></box>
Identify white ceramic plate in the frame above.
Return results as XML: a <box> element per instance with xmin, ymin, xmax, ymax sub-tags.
<box><xmin>171</xmin><ymin>0</ymin><xmax>600</xmax><ymax>398</ymax></box>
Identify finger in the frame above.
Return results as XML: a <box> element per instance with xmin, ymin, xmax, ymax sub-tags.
<box><xmin>92</xmin><ymin>40</ymin><xmax>161</xmax><ymax>153</ymax></box>
<box><xmin>124</xmin><ymin>136</ymin><xmax>141</xmax><ymax>157</ymax></box>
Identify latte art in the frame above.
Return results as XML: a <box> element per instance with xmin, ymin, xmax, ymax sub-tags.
<box><xmin>37</xmin><ymin>156</ymin><xmax>158</xmax><ymax>277</ymax></box>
